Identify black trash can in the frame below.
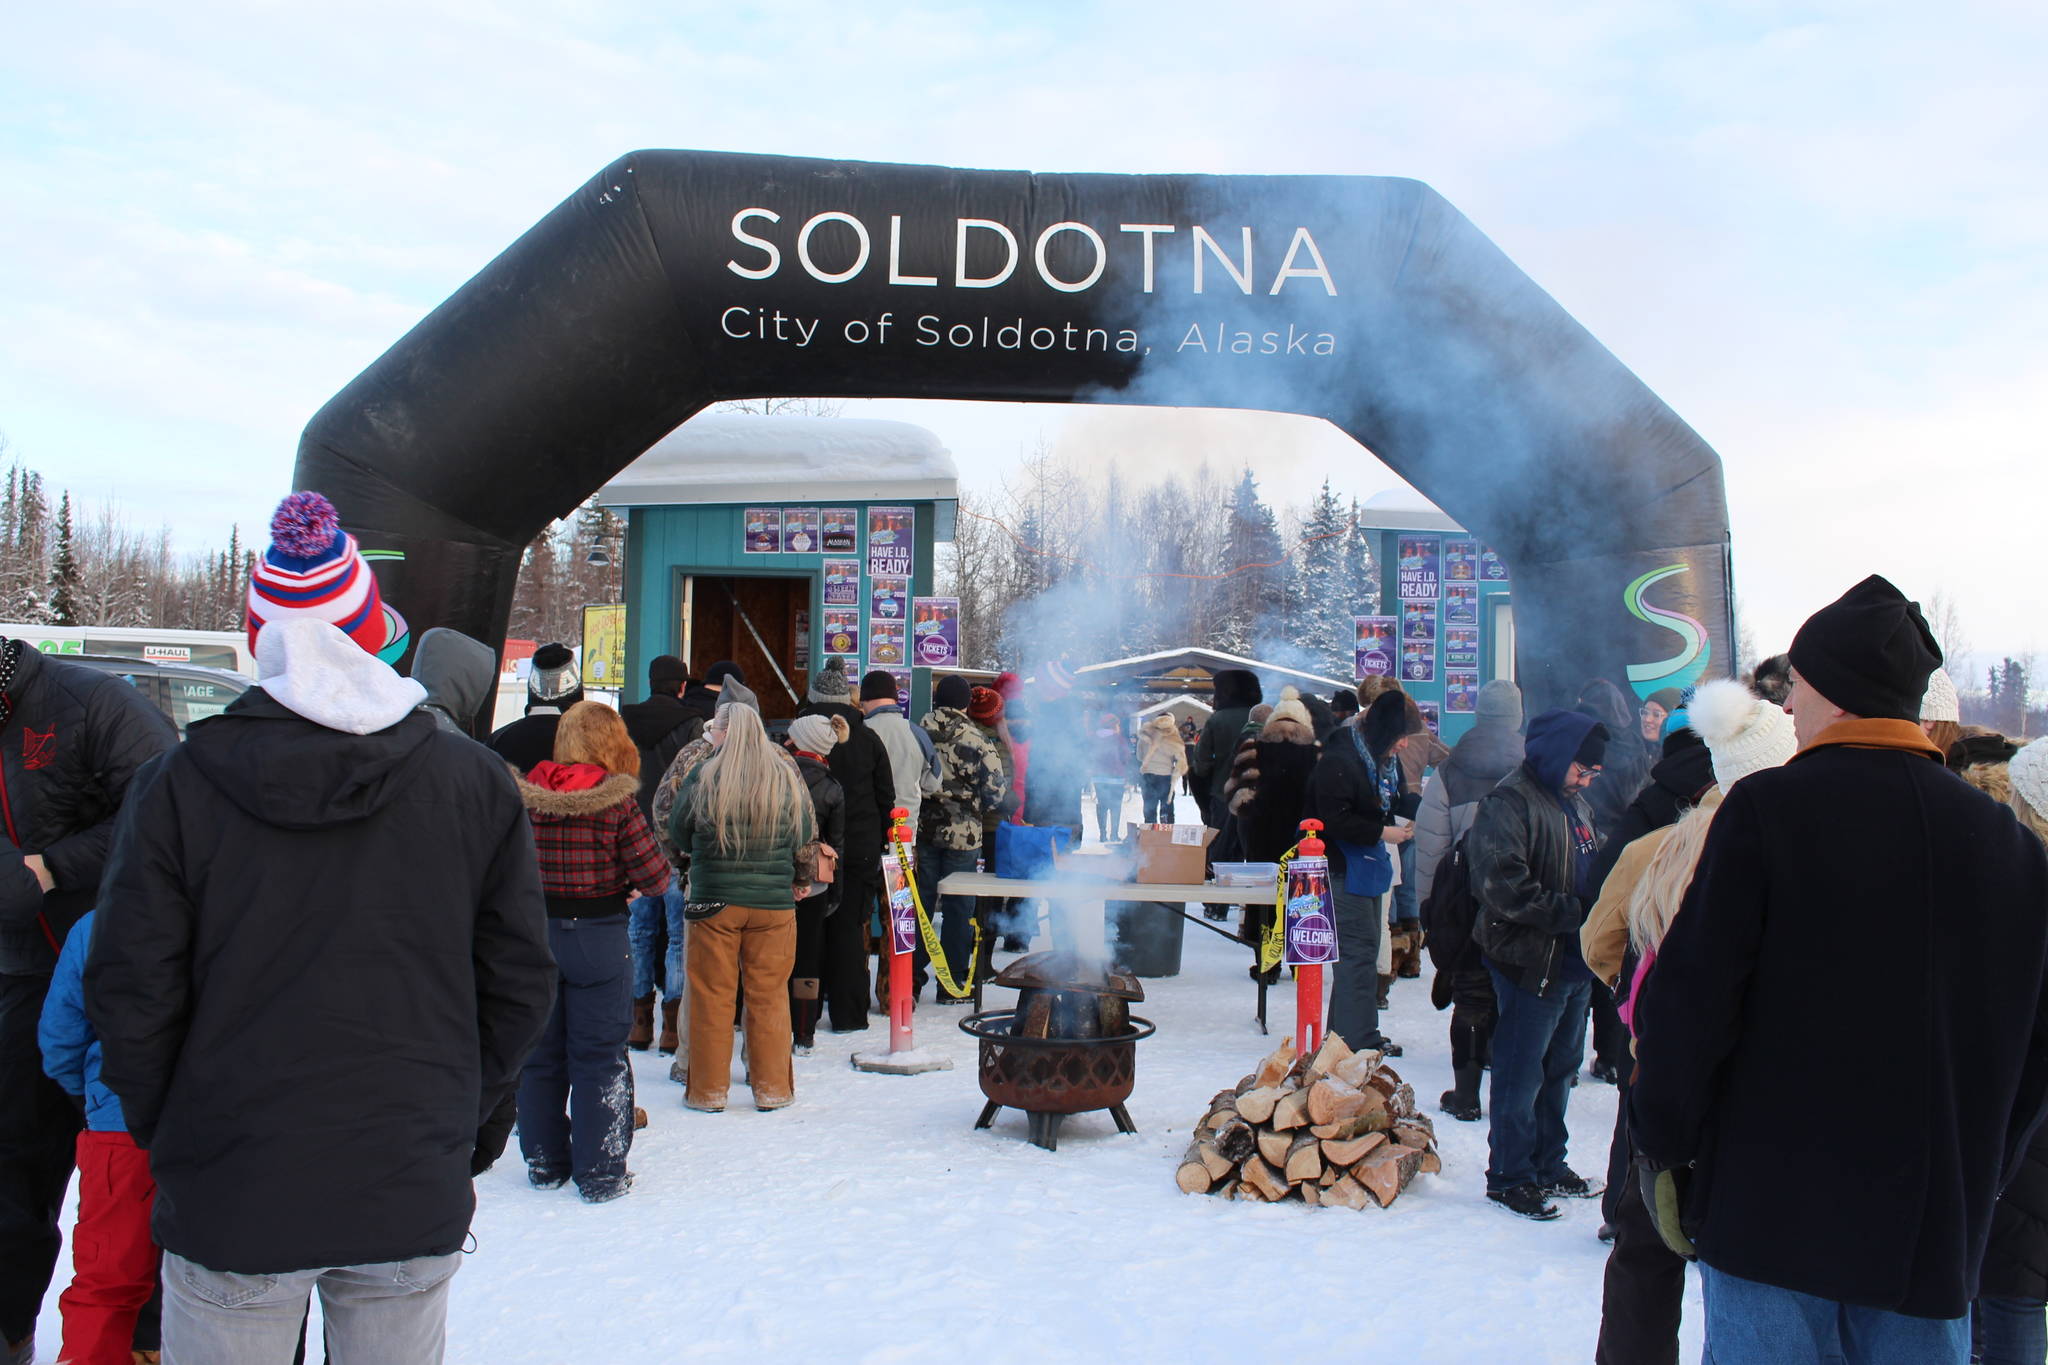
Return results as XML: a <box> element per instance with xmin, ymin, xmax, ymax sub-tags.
<box><xmin>1111</xmin><ymin>900</ymin><xmax>1186</xmax><ymax>978</ymax></box>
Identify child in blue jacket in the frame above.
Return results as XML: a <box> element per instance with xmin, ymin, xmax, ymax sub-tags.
<box><xmin>39</xmin><ymin>910</ymin><xmax>161</xmax><ymax>1365</ymax></box>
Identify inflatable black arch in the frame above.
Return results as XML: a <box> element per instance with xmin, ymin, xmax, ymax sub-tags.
<box><xmin>296</xmin><ymin>149</ymin><xmax>1731</xmax><ymax>709</ymax></box>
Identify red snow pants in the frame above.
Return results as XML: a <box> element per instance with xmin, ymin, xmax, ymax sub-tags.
<box><xmin>59</xmin><ymin>1129</ymin><xmax>160</xmax><ymax>1365</ymax></box>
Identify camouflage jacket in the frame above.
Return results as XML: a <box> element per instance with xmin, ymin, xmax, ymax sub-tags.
<box><xmin>919</xmin><ymin>707</ymin><xmax>1008</xmax><ymax>851</ymax></box>
<box><xmin>651</xmin><ymin>736</ymin><xmax>717</xmax><ymax>868</ymax></box>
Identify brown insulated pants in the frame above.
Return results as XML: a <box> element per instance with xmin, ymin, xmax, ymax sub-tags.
<box><xmin>685</xmin><ymin>906</ymin><xmax>797</xmax><ymax>1109</ymax></box>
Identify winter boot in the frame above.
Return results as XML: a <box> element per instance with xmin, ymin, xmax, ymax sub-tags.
<box><xmin>791</xmin><ymin>978</ymin><xmax>821</xmax><ymax>1053</ymax></box>
<box><xmin>1439</xmin><ymin>1064</ymin><xmax>1485</xmax><ymax>1122</ymax></box>
<box><xmin>627</xmin><ymin>992</ymin><xmax>656</xmax><ymax>1051</ymax></box>
<box><xmin>632</xmin><ymin>1106</ymin><xmax>649</xmax><ymax>1130</ymax></box>
<box><xmin>1395</xmin><ymin>921</ymin><xmax>1424</xmax><ymax>978</ymax></box>
<box><xmin>1376</xmin><ymin>973</ymin><xmax>1393</xmax><ymax>1011</ymax></box>
<box><xmin>1488</xmin><ymin>1184</ymin><xmax>1561</xmax><ymax>1221</ymax></box>
<box><xmin>658</xmin><ymin>998</ymin><xmax>680</xmax><ymax>1055</ymax></box>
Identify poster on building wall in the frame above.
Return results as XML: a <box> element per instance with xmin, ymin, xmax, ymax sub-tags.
<box><xmin>795</xmin><ymin>609</ymin><xmax>811</xmax><ymax>665</ymax></box>
<box><xmin>821</xmin><ymin>508</ymin><xmax>860</xmax><ymax>555</ymax></box>
<box><xmin>1445</xmin><ymin>582</ymin><xmax>1478</xmax><ymax>627</ymax></box>
<box><xmin>1402</xmin><ymin>600</ymin><xmax>1438</xmax><ymax>641</ymax></box>
<box><xmin>869</xmin><ymin>575</ymin><xmax>909</xmax><ymax>620</ymax></box>
<box><xmin>1444</xmin><ymin>539</ymin><xmax>1478</xmax><ymax>582</ymax></box>
<box><xmin>822</xmin><ymin>559</ymin><xmax>861</xmax><ymax>606</ymax></box>
<box><xmin>911</xmin><ymin>597</ymin><xmax>960</xmax><ymax>667</ymax></box>
<box><xmin>869</xmin><ymin>619</ymin><xmax>907</xmax><ymax>667</ymax></box>
<box><xmin>1402</xmin><ymin>640</ymin><xmax>1436</xmax><ymax>683</ymax></box>
<box><xmin>579</xmin><ymin>604</ymin><xmax>626</xmax><ymax>689</ymax></box>
<box><xmin>822</xmin><ymin>609</ymin><xmax>861</xmax><ymax>658</ymax></box>
<box><xmin>1397</xmin><ymin>535</ymin><xmax>1440</xmax><ymax>600</ymax></box>
<box><xmin>1480</xmin><ymin>545</ymin><xmax>1510</xmax><ymax>582</ymax></box>
<box><xmin>887</xmin><ymin>669</ymin><xmax>913</xmax><ymax>713</ymax></box>
<box><xmin>1416</xmin><ymin>701</ymin><xmax>1442</xmax><ymax>736</ymax></box>
<box><xmin>1446</xmin><ymin>672</ymin><xmax>1479</xmax><ymax>714</ymax></box>
<box><xmin>782</xmin><ymin>507</ymin><xmax>821</xmax><ymax>554</ymax></box>
<box><xmin>743</xmin><ymin>507</ymin><xmax>781</xmax><ymax>554</ymax></box>
<box><xmin>1354</xmin><ymin>616</ymin><xmax>1396</xmax><ymax>680</ymax></box>
<box><xmin>1445</xmin><ymin>626</ymin><xmax>1480</xmax><ymax>669</ymax></box>
<box><xmin>868</xmin><ymin>506</ymin><xmax>915</xmax><ymax>577</ymax></box>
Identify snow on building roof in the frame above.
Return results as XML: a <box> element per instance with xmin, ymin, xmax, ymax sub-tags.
<box><xmin>1074</xmin><ymin>647</ymin><xmax>1351</xmax><ymax>695</ymax></box>
<box><xmin>598</xmin><ymin>414</ymin><xmax>960</xmax><ymax>508</ymax></box>
<box><xmin>1356</xmin><ymin>485</ymin><xmax>1464</xmax><ymax>533</ymax></box>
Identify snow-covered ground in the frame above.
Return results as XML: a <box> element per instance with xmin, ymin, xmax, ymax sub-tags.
<box><xmin>40</xmin><ymin>793</ymin><xmax>1706</xmax><ymax>1362</ymax></box>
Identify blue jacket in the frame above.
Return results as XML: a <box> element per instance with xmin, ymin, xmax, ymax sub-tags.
<box><xmin>39</xmin><ymin>909</ymin><xmax>127</xmax><ymax>1131</ymax></box>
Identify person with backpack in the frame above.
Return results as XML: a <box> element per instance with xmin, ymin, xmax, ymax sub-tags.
<box><xmin>1414</xmin><ymin>679</ymin><xmax>1523</xmax><ymax>1121</ymax></box>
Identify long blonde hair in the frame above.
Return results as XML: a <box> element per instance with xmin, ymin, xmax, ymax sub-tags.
<box><xmin>690</xmin><ymin>706</ymin><xmax>810</xmax><ymax>855</ymax></box>
<box><xmin>1628</xmin><ymin>788</ymin><xmax>1724</xmax><ymax>956</ymax></box>
<box><xmin>1961</xmin><ymin>763</ymin><xmax>2048</xmax><ymax>849</ymax></box>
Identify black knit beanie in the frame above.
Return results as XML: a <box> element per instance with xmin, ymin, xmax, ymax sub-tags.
<box><xmin>1788</xmin><ymin>574</ymin><xmax>1941</xmax><ymax>720</ymax></box>
<box><xmin>704</xmin><ymin>660</ymin><xmax>745</xmax><ymax>688</ymax></box>
<box><xmin>1574</xmin><ymin>722</ymin><xmax>1611</xmax><ymax>769</ymax></box>
<box><xmin>860</xmin><ymin>669</ymin><xmax>899</xmax><ymax>702</ymax></box>
<box><xmin>933</xmin><ymin>675</ymin><xmax>973</xmax><ymax>711</ymax></box>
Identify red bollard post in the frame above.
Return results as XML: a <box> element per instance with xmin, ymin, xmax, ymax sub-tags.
<box><xmin>1286</xmin><ymin>820</ymin><xmax>1336</xmax><ymax>1057</ymax></box>
<box><xmin>851</xmin><ymin>810</ymin><xmax>953</xmax><ymax>1074</ymax></box>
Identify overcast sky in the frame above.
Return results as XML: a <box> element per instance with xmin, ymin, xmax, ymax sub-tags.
<box><xmin>3</xmin><ymin>1</ymin><xmax>2042</xmax><ymax>677</ymax></box>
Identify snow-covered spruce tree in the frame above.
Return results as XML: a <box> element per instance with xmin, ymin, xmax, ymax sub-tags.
<box><xmin>1291</xmin><ymin>481</ymin><xmax>1352</xmax><ymax>678</ymax></box>
<box><xmin>1344</xmin><ymin>499</ymin><xmax>1380</xmax><ymax>611</ymax></box>
<box><xmin>1214</xmin><ymin>469</ymin><xmax>1284</xmax><ymax>656</ymax></box>
<box><xmin>48</xmin><ymin>492</ymin><xmax>81</xmax><ymax>625</ymax></box>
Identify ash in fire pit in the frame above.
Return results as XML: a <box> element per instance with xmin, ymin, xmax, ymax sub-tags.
<box><xmin>962</xmin><ymin>951</ymin><xmax>1155</xmax><ymax>1151</ymax></box>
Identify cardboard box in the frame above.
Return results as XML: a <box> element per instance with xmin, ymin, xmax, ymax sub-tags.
<box><xmin>1134</xmin><ymin>824</ymin><xmax>1215</xmax><ymax>884</ymax></box>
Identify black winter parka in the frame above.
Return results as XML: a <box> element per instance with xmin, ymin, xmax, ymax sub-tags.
<box><xmin>86</xmin><ymin>690</ymin><xmax>557</xmax><ymax>1274</ymax></box>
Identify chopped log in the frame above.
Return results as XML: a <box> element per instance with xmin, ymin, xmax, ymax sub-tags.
<box><xmin>1214</xmin><ymin>1178</ymin><xmax>1239</xmax><ymax>1199</ymax></box>
<box><xmin>1388</xmin><ymin>1081</ymin><xmax>1418</xmax><ymax>1118</ymax></box>
<box><xmin>1392</xmin><ymin>1121</ymin><xmax>1435</xmax><ymax>1152</ymax></box>
<box><xmin>1319</xmin><ymin>1165</ymin><xmax>1341</xmax><ymax>1187</ymax></box>
<box><xmin>1419</xmin><ymin>1149</ymin><xmax>1442</xmax><ymax>1175</ymax></box>
<box><xmin>1213</xmin><ymin>1118</ymin><xmax>1256</xmax><ymax>1164</ymax></box>
<box><xmin>1235</xmin><ymin>1085</ymin><xmax>1288</xmax><ymax>1124</ymax></box>
<box><xmin>1235</xmin><ymin>1074</ymin><xmax>1257</xmax><ymax>1093</ymax></box>
<box><xmin>1256</xmin><ymin>1128</ymin><xmax>1294</xmax><ymax>1168</ymax></box>
<box><xmin>1299</xmin><ymin>1181</ymin><xmax>1322</xmax><ymax>1207</ymax></box>
<box><xmin>1284</xmin><ymin>1133</ymin><xmax>1324</xmax><ymax>1186</ymax></box>
<box><xmin>1325</xmin><ymin>1174</ymin><xmax>1372</xmax><ymax>1210</ymax></box>
<box><xmin>1306</xmin><ymin>1078</ymin><xmax>1370</xmax><ymax>1127</ymax></box>
<box><xmin>1195</xmin><ymin>1140</ymin><xmax>1236</xmax><ymax>1182</ymax></box>
<box><xmin>1303</xmin><ymin>1032</ymin><xmax>1354</xmax><ymax>1082</ymax></box>
<box><xmin>1240</xmin><ymin>1155</ymin><xmax>1288</xmax><ymax>1202</ymax></box>
<box><xmin>1333</xmin><ymin>1050</ymin><xmax>1382</xmax><ymax>1089</ymax></box>
<box><xmin>1365</xmin><ymin>1069</ymin><xmax>1399</xmax><ymax>1101</ymax></box>
<box><xmin>1308</xmin><ymin>1106</ymin><xmax>1393</xmax><ymax>1140</ymax></box>
<box><xmin>1177</xmin><ymin>1152</ymin><xmax>1215</xmax><ymax>1194</ymax></box>
<box><xmin>1252</xmin><ymin>1041</ymin><xmax>1298</xmax><ymax>1089</ymax></box>
<box><xmin>1356</xmin><ymin>1144</ymin><xmax>1426</xmax><ymax>1208</ymax></box>
<box><xmin>1230</xmin><ymin>1180</ymin><xmax>1265</xmax><ymax>1202</ymax></box>
<box><xmin>1271</xmin><ymin>1088</ymin><xmax>1315</xmax><ymax>1131</ymax></box>
<box><xmin>1320</xmin><ymin>1132</ymin><xmax>1389</xmax><ymax>1167</ymax></box>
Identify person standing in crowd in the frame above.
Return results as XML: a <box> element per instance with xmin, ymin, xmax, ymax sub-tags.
<box><xmin>1631</xmin><ymin>575</ymin><xmax>2048</xmax><ymax>1360</ymax></box>
<box><xmin>38</xmin><ymin>907</ymin><xmax>161</xmax><ymax>1365</ymax></box>
<box><xmin>1920</xmin><ymin>665</ymin><xmax>1964</xmax><ymax>761</ymax></box>
<box><xmin>89</xmin><ymin>504</ymin><xmax>555</xmax><ymax>1357</ymax></box>
<box><xmin>1576</xmin><ymin>678</ymin><xmax>1649</xmax><ymax>831</ymax></box>
<box><xmin>1330</xmin><ymin>688</ymin><xmax>1360</xmax><ymax>727</ymax></box>
<box><xmin>861</xmin><ymin>670</ymin><xmax>939</xmax><ymax>837</ymax></box>
<box><xmin>677</xmin><ymin>660</ymin><xmax>745</xmax><ymax>739</ymax></box>
<box><xmin>1225</xmin><ymin>689</ymin><xmax>1323</xmax><ymax>958</ymax></box>
<box><xmin>0</xmin><ymin>635</ymin><xmax>173</xmax><ymax>1365</ymax></box>
<box><xmin>1090</xmin><ymin>712</ymin><xmax>1132</xmax><ymax>843</ymax></box>
<box><xmin>1194</xmin><ymin>669</ymin><xmax>1262</xmax><ymax>829</ymax></box>
<box><xmin>916</xmin><ymin>677</ymin><xmax>1007</xmax><ymax>1003</ymax></box>
<box><xmin>1959</xmin><ymin>740</ymin><xmax>2048</xmax><ymax>1365</ymax></box>
<box><xmin>514</xmin><ymin>702</ymin><xmax>670</xmax><ymax>1202</ymax></box>
<box><xmin>1137</xmin><ymin>712</ymin><xmax>1189</xmax><ymax>825</ymax></box>
<box><xmin>619</xmin><ymin>654</ymin><xmax>697</xmax><ymax>1053</ymax></box>
<box><xmin>1179</xmin><ymin>717</ymin><xmax>1202</xmax><ymax>802</ymax></box>
<box><xmin>409</xmin><ymin>626</ymin><xmax>496</xmax><ymax>735</ymax></box>
<box><xmin>795</xmin><ymin>659</ymin><xmax>892</xmax><ymax>1035</ymax></box>
<box><xmin>1468</xmin><ymin>707</ymin><xmax>1609</xmax><ymax>1220</ymax></box>
<box><xmin>964</xmin><ymin>686</ymin><xmax>1024</xmax><ymax>971</ymax></box>
<box><xmin>1307</xmin><ymin>690</ymin><xmax>1414</xmax><ymax>1055</ymax></box>
<box><xmin>784</xmin><ymin>712</ymin><xmax>847</xmax><ymax>1053</ymax></box>
<box><xmin>671</xmin><ymin>706</ymin><xmax>815</xmax><ymax>1113</ymax></box>
<box><xmin>1581</xmin><ymin>679</ymin><xmax>1795</xmax><ymax>1365</ymax></box>
<box><xmin>488</xmin><ymin>640</ymin><xmax>582</xmax><ymax>772</ymax></box>
<box><xmin>1388</xmin><ymin>689</ymin><xmax>1449</xmax><ymax>986</ymax></box>
<box><xmin>1637</xmin><ymin>688</ymin><xmax>1684</xmax><ymax>747</ymax></box>
<box><xmin>1414</xmin><ymin>678</ymin><xmax>1524</xmax><ymax>1122</ymax></box>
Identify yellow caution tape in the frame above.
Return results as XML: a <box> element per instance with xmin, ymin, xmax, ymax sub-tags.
<box><xmin>1262</xmin><ymin>844</ymin><xmax>1299</xmax><ymax>972</ymax></box>
<box><xmin>891</xmin><ymin>836</ymin><xmax>982</xmax><ymax>999</ymax></box>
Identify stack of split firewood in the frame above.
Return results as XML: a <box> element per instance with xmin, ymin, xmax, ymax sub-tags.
<box><xmin>1176</xmin><ymin>1033</ymin><xmax>1441</xmax><ymax>1209</ymax></box>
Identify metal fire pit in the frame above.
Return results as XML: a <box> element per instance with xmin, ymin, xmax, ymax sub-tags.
<box><xmin>964</xmin><ymin>949</ymin><xmax>1156</xmax><ymax>1150</ymax></box>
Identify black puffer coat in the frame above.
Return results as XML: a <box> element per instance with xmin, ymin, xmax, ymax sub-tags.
<box><xmin>0</xmin><ymin>644</ymin><xmax>177</xmax><ymax>973</ymax></box>
<box><xmin>87</xmin><ymin>689</ymin><xmax>556</xmax><ymax>1274</ymax></box>
<box><xmin>620</xmin><ymin>692</ymin><xmax>701</xmax><ymax>818</ymax></box>
<box><xmin>793</xmin><ymin>751</ymin><xmax>847</xmax><ymax>914</ymax></box>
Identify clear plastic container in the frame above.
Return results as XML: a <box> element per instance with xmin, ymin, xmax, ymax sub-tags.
<box><xmin>1209</xmin><ymin>861</ymin><xmax>1280</xmax><ymax>887</ymax></box>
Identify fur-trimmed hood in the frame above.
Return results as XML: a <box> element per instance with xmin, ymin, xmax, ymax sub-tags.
<box><xmin>512</xmin><ymin>767</ymin><xmax>642</xmax><ymax>819</ymax></box>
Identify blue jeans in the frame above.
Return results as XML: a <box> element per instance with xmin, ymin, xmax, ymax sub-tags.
<box><xmin>1485</xmin><ymin>965</ymin><xmax>1590</xmax><ymax>1192</ymax></box>
<box><xmin>1391</xmin><ymin>840</ymin><xmax>1418</xmax><ymax>924</ymax></box>
<box><xmin>1700</xmin><ymin>1263</ymin><xmax>1968</xmax><ymax>1363</ymax></box>
<box><xmin>913</xmin><ymin>845</ymin><xmax>981</xmax><ymax>995</ymax></box>
<box><xmin>628</xmin><ymin>882</ymin><xmax>685</xmax><ymax>1000</ymax></box>
<box><xmin>518</xmin><ymin>914</ymin><xmax>634</xmax><ymax>1196</ymax></box>
<box><xmin>1140</xmin><ymin>773</ymin><xmax>1174</xmax><ymax>825</ymax></box>
<box><xmin>1976</xmin><ymin>1296</ymin><xmax>2047</xmax><ymax>1365</ymax></box>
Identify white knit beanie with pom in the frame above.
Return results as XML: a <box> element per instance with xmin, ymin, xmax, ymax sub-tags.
<box><xmin>1267</xmin><ymin>685</ymin><xmax>1312</xmax><ymax>731</ymax></box>
<box><xmin>2011</xmin><ymin>739</ymin><xmax>2048</xmax><ymax>823</ymax></box>
<box><xmin>1688</xmin><ymin>677</ymin><xmax>1799</xmax><ymax>790</ymax></box>
<box><xmin>1920</xmin><ymin>667</ymin><xmax>1961</xmax><ymax>723</ymax></box>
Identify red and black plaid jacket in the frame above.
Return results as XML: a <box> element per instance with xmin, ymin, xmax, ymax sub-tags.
<box><xmin>517</xmin><ymin>767</ymin><xmax>672</xmax><ymax>902</ymax></box>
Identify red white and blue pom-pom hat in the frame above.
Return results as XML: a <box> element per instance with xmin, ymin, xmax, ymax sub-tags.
<box><xmin>246</xmin><ymin>492</ymin><xmax>397</xmax><ymax>657</ymax></box>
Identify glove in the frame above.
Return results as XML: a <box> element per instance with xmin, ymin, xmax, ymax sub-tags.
<box><xmin>1636</xmin><ymin>1157</ymin><xmax>1698</xmax><ymax>1260</ymax></box>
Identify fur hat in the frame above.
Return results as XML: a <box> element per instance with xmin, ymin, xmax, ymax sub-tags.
<box><xmin>246</xmin><ymin>491</ymin><xmax>389</xmax><ymax>656</ymax></box>
<box><xmin>1688</xmin><ymin>678</ymin><xmax>1797</xmax><ymax>790</ymax></box>
<box><xmin>1361</xmin><ymin>690</ymin><xmax>1409</xmax><ymax>757</ymax></box>
<box><xmin>1476</xmin><ymin>679</ymin><xmax>1523</xmax><ymax>728</ymax></box>
<box><xmin>1267</xmin><ymin>686</ymin><xmax>1312</xmax><ymax>733</ymax></box>
<box><xmin>968</xmin><ymin>686</ymin><xmax>1005</xmax><ymax>725</ymax></box>
<box><xmin>787</xmin><ymin>712</ymin><xmax>844</xmax><ymax>755</ymax></box>
<box><xmin>1789</xmin><ymin>575</ymin><xmax>1940</xmax><ymax>720</ymax></box>
<box><xmin>808</xmin><ymin>655</ymin><xmax>853</xmax><ymax>703</ymax></box>
<box><xmin>1919</xmin><ymin>667</ymin><xmax>1960</xmax><ymax>723</ymax></box>
<box><xmin>2011</xmin><ymin>739</ymin><xmax>2048</xmax><ymax>824</ymax></box>
<box><xmin>527</xmin><ymin>642</ymin><xmax>580</xmax><ymax>704</ymax></box>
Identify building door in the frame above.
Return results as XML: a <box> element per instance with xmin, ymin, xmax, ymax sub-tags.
<box><xmin>1488</xmin><ymin>597</ymin><xmax>1516</xmax><ymax>683</ymax></box>
<box><xmin>681</xmin><ymin>574</ymin><xmax>809</xmax><ymax>721</ymax></box>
